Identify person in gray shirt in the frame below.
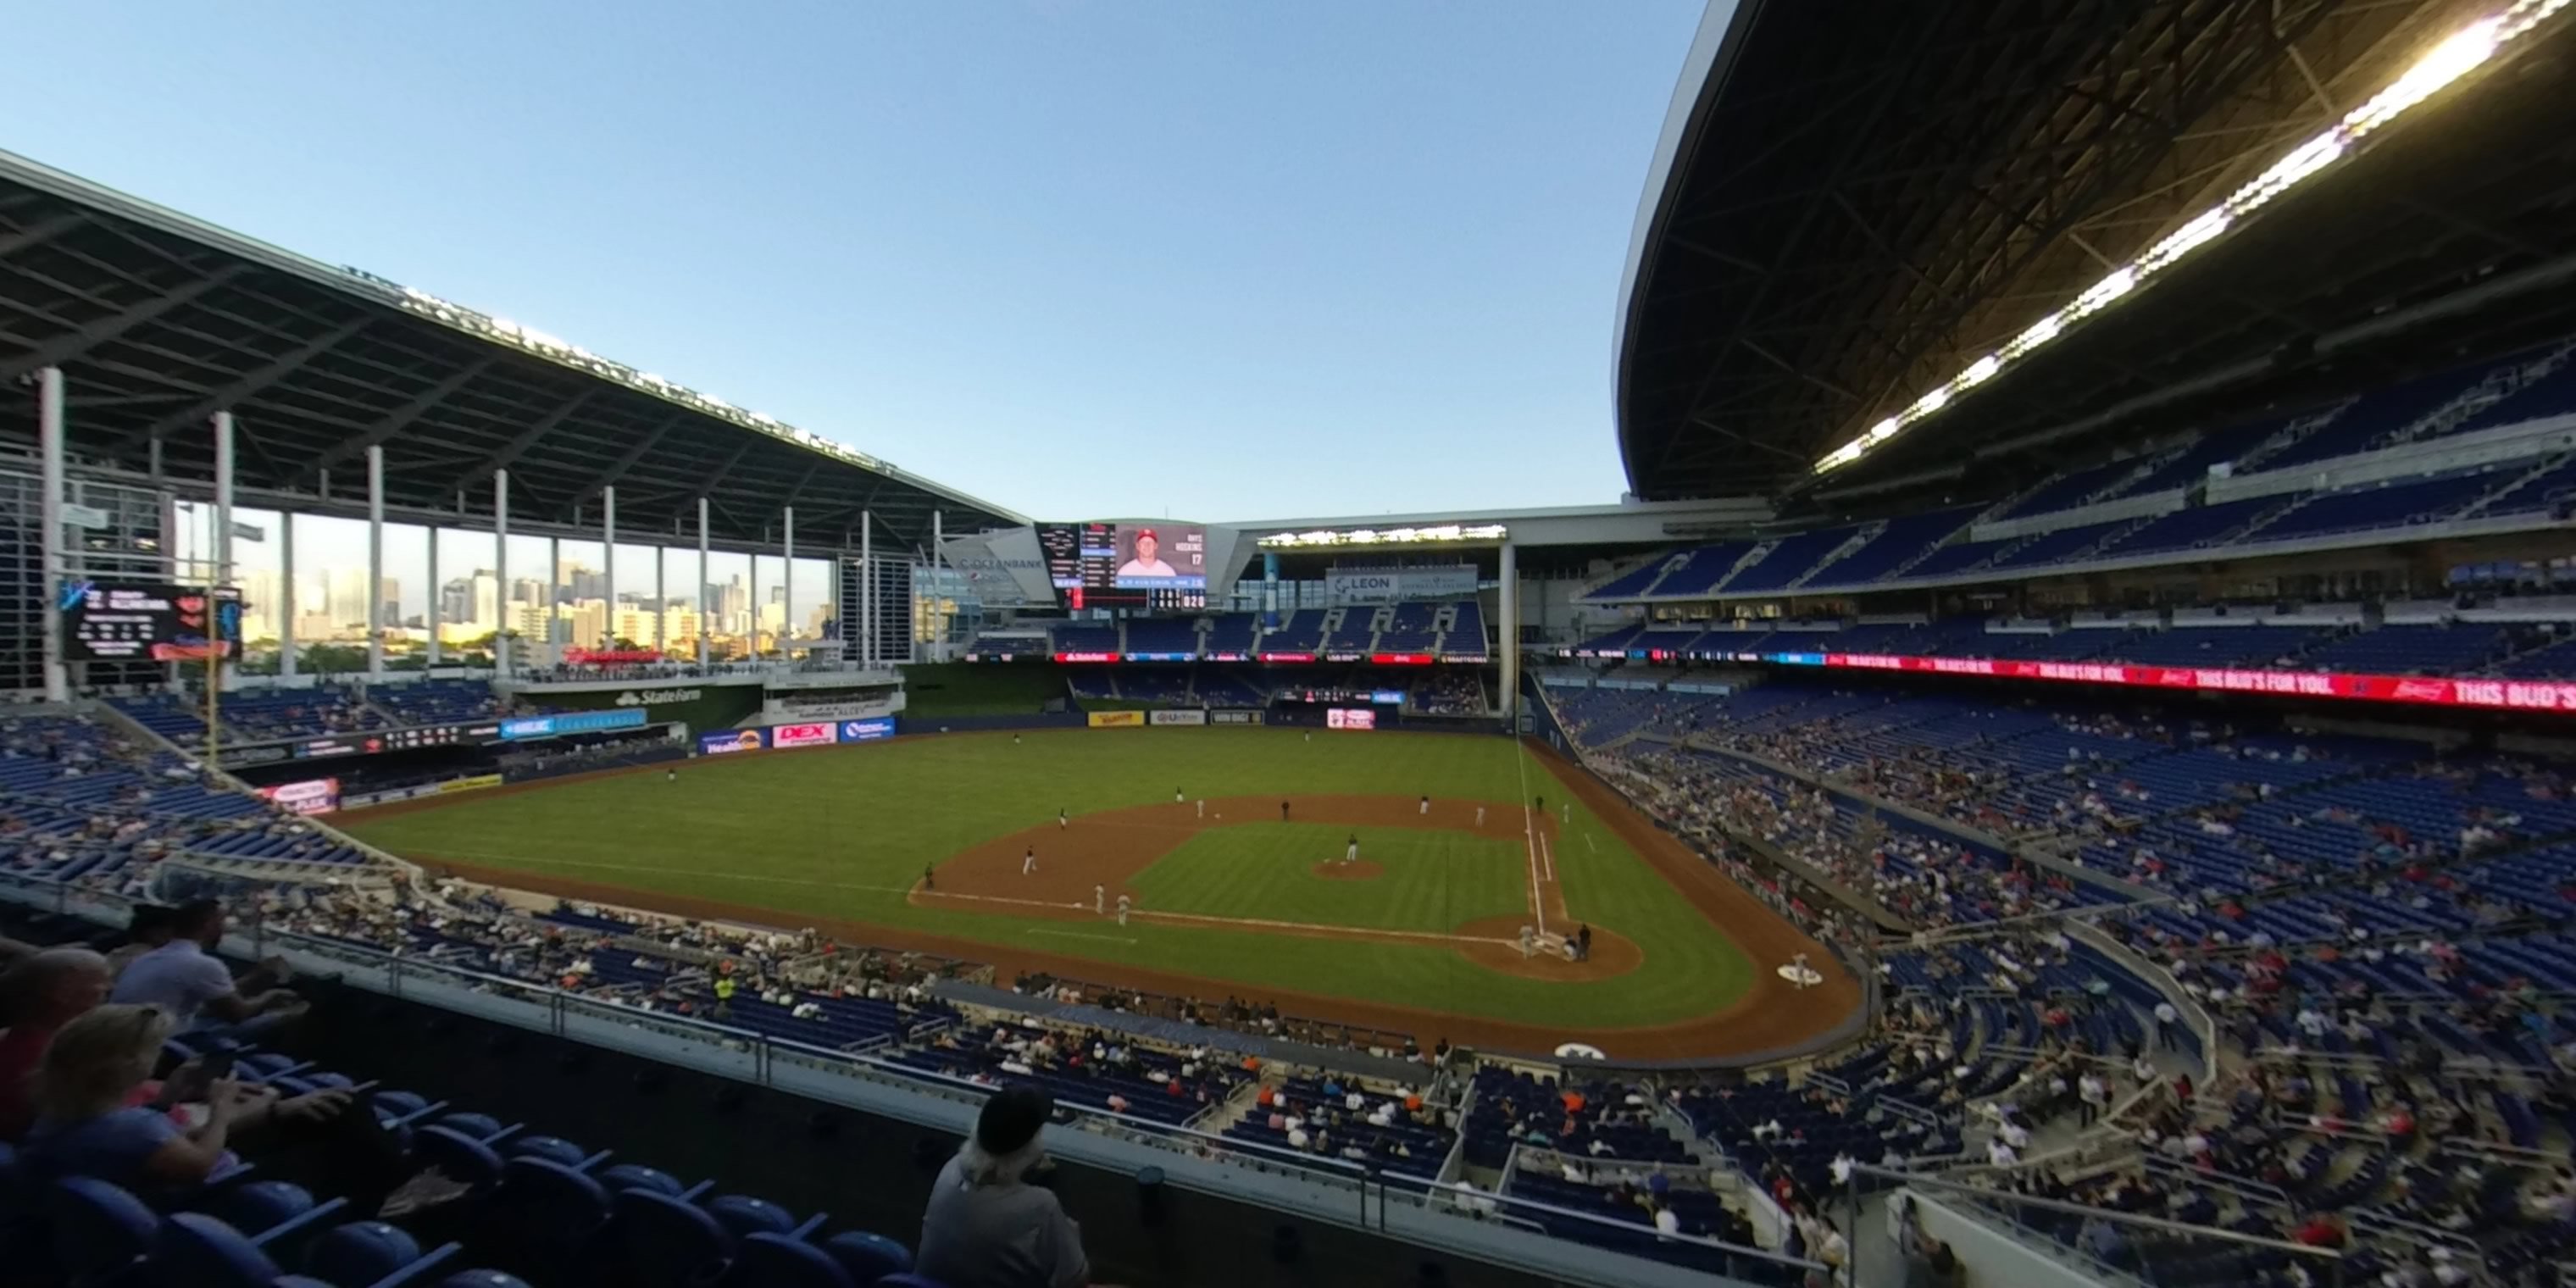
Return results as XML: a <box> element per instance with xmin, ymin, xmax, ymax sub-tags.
<box><xmin>918</xmin><ymin>1086</ymin><xmax>1094</xmax><ymax>1288</ymax></box>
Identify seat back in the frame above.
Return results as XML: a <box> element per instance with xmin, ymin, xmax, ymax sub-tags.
<box><xmin>730</xmin><ymin>1232</ymin><xmax>856</xmax><ymax>1288</ymax></box>
<box><xmin>610</xmin><ymin>1187</ymin><xmax>736</xmax><ymax>1288</ymax></box>
<box><xmin>47</xmin><ymin>1175</ymin><xmax>162</xmax><ymax>1282</ymax></box>
<box><xmin>819</xmin><ymin>1230</ymin><xmax>912</xmax><ymax>1284</ymax></box>
<box><xmin>155</xmin><ymin>1212</ymin><xmax>285</xmax><ymax>1288</ymax></box>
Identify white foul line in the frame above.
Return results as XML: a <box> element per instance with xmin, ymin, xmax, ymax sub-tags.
<box><xmin>1512</xmin><ymin>743</ymin><xmax>1546</xmax><ymax>936</ymax></box>
<box><xmin>1025</xmin><ymin>928</ymin><xmax>1140</xmax><ymax>945</ymax></box>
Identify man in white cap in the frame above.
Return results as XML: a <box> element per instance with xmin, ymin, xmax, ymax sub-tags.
<box><xmin>1119</xmin><ymin>528</ymin><xmax>1176</xmax><ymax>579</ymax></box>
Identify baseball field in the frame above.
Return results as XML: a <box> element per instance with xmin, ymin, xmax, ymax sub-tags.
<box><xmin>336</xmin><ymin>726</ymin><xmax>1860</xmax><ymax>1060</ymax></box>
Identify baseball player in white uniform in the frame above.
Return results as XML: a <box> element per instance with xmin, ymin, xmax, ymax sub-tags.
<box><xmin>1174</xmin><ymin>787</ymin><xmax>1184</xmax><ymax>804</ymax></box>
<box><xmin>1418</xmin><ymin>794</ymin><xmax>1430</xmax><ymax>816</ymax></box>
<box><xmin>1196</xmin><ymin>798</ymin><xmax>1205</xmax><ymax>819</ymax></box>
<box><xmin>1058</xmin><ymin>808</ymin><xmax>1068</xmax><ymax>830</ymax></box>
<box><xmin>1474</xmin><ymin>805</ymin><xmax>1485</xmax><ymax>825</ymax></box>
<box><xmin>1116</xmin><ymin>893</ymin><xmax>1132</xmax><ymax>927</ymax></box>
<box><xmin>1518</xmin><ymin>925</ymin><xmax>1535</xmax><ymax>958</ymax></box>
<box><xmin>1344</xmin><ymin>835</ymin><xmax>1359</xmax><ymax>865</ymax></box>
<box><xmin>1022</xmin><ymin>847</ymin><xmax>1036</xmax><ymax>875</ymax></box>
<box><xmin>1094</xmin><ymin>885</ymin><xmax>1106</xmax><ymax>914</ymax></box>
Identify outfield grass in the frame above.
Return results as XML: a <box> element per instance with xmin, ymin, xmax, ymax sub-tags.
<box><xmin>340</xmin><ymin>728</ymin><xmax>1753</xmax><ymax>1029</ymax></box>
<box><xmin>1126</xmin><ymin>824</ymin><xmax>1529</xmax><ymax>933</ymax></box>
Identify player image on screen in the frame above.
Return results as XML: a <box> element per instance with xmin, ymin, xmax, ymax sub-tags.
<box><xmin>1112</xmin><ymin>523</ymin><xmax>1205</xmax><ymax>589</ymax></box>
<box><xmin>1119</xmin><ymin>528</ymin><xmax>1177</xmax><ymax>579</ymax></box>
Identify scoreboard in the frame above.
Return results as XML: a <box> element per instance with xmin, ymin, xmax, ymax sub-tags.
<box><xmin>58</xmin><ymin>581</ymin><xmax>243</xmax><ymax>662</ymax></box>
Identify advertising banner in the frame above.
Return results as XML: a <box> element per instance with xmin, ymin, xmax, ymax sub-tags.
<box><xmin>438</xmin><ymin>774</ymin><xmax>505</xmax><ymax>795</ymax></box>
<box><xmin>771</xmin><ymin>722</ymin><xmax>839</xmax><ymax>749</ymax></box>
<box><xmin>1797</xmin><ymin>652</ymin><xmax>2576</xmax><ymax>714</ymax></box>
<box><xmin>1147</xmin><ymin>709</ymin><xmax>1208</xmax><ymax>726</ymax></box>
<box><xmin>839</xmin><ymin>718</ymin><xmax>897</xmax><ymax>742</ymax></box>
<box><xmin>502</xmin><ymin>709</ymin><xmax>649</xmax><ymax>741</ymax></box>
<box><xmin>1324</xmin><ymin>566</ymin><xmax>1478</xmax><ymax>604</ymax></box>
<box><xmin>1087</xmin><ymin>710</ymin><xmax>1145</xmax><ymax>728</ymax></box>
<box><xmin>698</xmin><ymin>728</ymin><xmax>769</xmax><ymax>756</ymax></box>
<box><xmin>764</xmin><ymin>697</ymin><xmax>897</xmax><ymax>724</ymax></box>
<box><xmin>1210</xmin><ymin>710</ymin><xmax>1263</xmax><ymax>725</ymax></box>
<box><xmin>256</xmin><ymin>777</ymin><xmax>341</xmax><ymax>816</ymax></box>
<box><xmin>1324</xmin><ymin>708</ymin><xmax>1377</xmax><ymax>730</ymax></box>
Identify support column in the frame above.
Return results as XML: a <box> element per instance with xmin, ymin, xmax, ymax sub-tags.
<box><xmin>652</xmin><ymin>545</ymin><xmax>666</xmax><ymax>655</ymax></box>
<box><xmin>859</xmin><ymin>512</ymin><xmax>873</xmax><ymax>669</ymax></box>
<box><xmin>210</xmin><ymin>413</ymin><xmax>235</xmax><ymax>757</ymax></box>
<box><xmin>493</xmin><ymin>470</ymin><xmax>511</xmax><ymax>680</ymax></box>
<box><xmin>602</xmin><ymin>486</ymin><xmax>617</xmax><ymax>651</ymax></box>
<box><xmin>1498</xmin><ymin>541</ymin><xmax>1518</xmax><ymax>720</ymax></box>
<box><xmin>366</xmin><ymin>445</ymin><xmax>386</xmax><ymax>680</ymax></box>
<box><xmin>37</xmin><ymin>369</ymin><xmax>68</xmax><ymax>702</ymax></box>
<box><xmin>696</xmin><ymin>497</ymin><xmax>710</xmax><ymax>669</ymax></box>
<box><xmin>280</xmin><ymin>515</ymin><xmax>298</xmax><ymax>679</ymax></box>
<box><xmin>425</xmin><ymin>526</ymin><xmax>441</xmax><ymax>669</ymax></box>
<box><xmin>930</xmin><ymin>511</ymin><xmax>943</xmax><ymax>656</ymax></box>
<box><xmin>781</xmin><ymin>506</ymin><xmax>794</xmax><ymax>661</ymax></box>
<box><xmin>547</xmin><ymin>535</ymin><xmax>561</xmax><ymax>651</ymax></box>
<box><xmin>213</xmin><ymin>414</ymin><xmax>236</xmax><ymax>590</ymax></box>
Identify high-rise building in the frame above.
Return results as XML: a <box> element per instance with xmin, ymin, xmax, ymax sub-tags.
<box><xmin>438</xmin><ymin>578</ymin><xmax>475</xmax><ymax>630</ymax></box>
<box><xmin>326</xmin><ymin>569</ymin><xmax>370</xmax><ymax>629</ymax></box>
<box><xmin>510</xmin><ymin>578</ymin><xmax>545</xmax><ymax>611</ymax></box>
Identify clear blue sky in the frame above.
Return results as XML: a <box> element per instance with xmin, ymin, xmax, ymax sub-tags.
<box><xmin>8</xmin><ymin>1</ymin><xmax>1703</xmax><ymax>523</ymax></box>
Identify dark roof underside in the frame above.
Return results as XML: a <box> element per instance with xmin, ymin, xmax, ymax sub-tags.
<box><xmin>1620</xmin><ymin>0</ymin><xmax>2576</xmax><ymax>503</ymax></box>
<box><xmin>0</xmin><ymin>167</ymin><xmax>1019</xmax><ymax>551</ymax></box>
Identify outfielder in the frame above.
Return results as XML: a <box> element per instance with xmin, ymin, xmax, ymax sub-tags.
<box><xmin>1022</xmin><ymin>847</ymin><xmax>1036</xmax><ymax>875</ymax></box>
<box><xmin>1116</xmin><ymin>893</ymin><xmax>1132</xmax><ymax>927</ymax></box>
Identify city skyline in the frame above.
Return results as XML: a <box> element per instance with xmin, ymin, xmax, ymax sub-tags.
<box><xmin>175</xmin><ymin>502</ymin><xmax>841</xmax><ymax>656</ymax></box>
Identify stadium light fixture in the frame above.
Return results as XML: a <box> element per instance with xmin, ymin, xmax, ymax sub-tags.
<box><xmin>1257</xmin><ymin>524</ymin><xmax>1510</xmax><ymax>548</ymax></box>
<box><xmin>1809</xmin><ymin>0</ymin><xmax>2571</xmax><ymax>477</ymax></box>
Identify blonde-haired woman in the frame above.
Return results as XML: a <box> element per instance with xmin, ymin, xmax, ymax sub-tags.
<box><xmin>25</xmin><ymin>1002</ymin><xmax>243</xmax><ymax>1190</ymax></box>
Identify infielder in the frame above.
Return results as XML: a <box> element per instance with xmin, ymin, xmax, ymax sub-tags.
<box><xmin>1419</xmin><ymin>794</ymin><xmax>1430</xmax><ymax>816</ymax></box>
<box><xmin>1344</xmin><ymin>835</ymin><xmax>1359</xmax><ymax>865</ymax></box>
<box><xmin>1518</xmin><ymin>925</ymin><xmax>1535</xmax><ymax>958</ymax></box>
<box><xmin>1196</xmin><ymin>798</ymin><xmax>1205</xmax><ymax>819</ymax></box>
<box><xmin>1058</xmin><ymin>808</ymin><xmax>1068</xmax><ymax>830</ymax></box>
<box><xmin>1022</xmin><ymin>847</ymin><xmax>1036</xmax><ymax>875</ymax></box>
<box><xmin>1174</xmin><ymin>786</ymin><xmax>1185</xmax><ymax>804</ymax></box>
<box><xmin>1474</xmin><ymin>804</ymin><xmax>1485</xmax><ymax>825</ymax></box>
<box><xmin>1116</xmin><ymin>893</ymin><xmax>1132</xmax><ymax>927</ymax></box>
<box><xmin>1094</xmin><ymin>884</ymin><xmax>1106</xmax><ymax>914</ymax></box>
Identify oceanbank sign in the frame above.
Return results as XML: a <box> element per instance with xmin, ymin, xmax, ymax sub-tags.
<box><xmin>615</xmin><ymin>688</ymin><xmax>703</xmax><ymax>707</ymax></box>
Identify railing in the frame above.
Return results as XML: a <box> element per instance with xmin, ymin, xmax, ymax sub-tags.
<box><xmin>0</xmin><ymin>871</ymin><xmax>1818</xmax><ymax>1288</ymax></box>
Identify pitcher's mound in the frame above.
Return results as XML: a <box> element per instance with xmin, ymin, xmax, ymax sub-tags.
<box><xmin>1309</xmin><ymin>860</ymin><xmax>1385</xmax><ymax>881</ymax></box>
<box><xmin>1451</xmin><ymin>915</ymin><xmax>1641</xmax><ymax>982</ymax></box>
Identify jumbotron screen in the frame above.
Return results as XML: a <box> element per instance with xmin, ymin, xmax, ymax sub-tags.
<box><xmin>1036</xmin><ymin>521</ymin><xmax>1207</xmax><ymax>609</ymax></box>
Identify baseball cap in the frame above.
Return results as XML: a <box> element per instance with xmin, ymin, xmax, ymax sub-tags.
<box><xmin>977</xmin><ymin>1085</ymin><xmax>1055</xmax><ymax>1155</ymax></box>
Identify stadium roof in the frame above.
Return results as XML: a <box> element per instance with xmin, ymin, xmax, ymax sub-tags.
<box><xmin>0</xmin><ymin>149</ymin><xmax>1025</xmax><ymax>551</ymax></box>
<box><xmin>1618</xmin><ymin>0</ymin><xmax>2576</xmax><ymax>504</ymax></box>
